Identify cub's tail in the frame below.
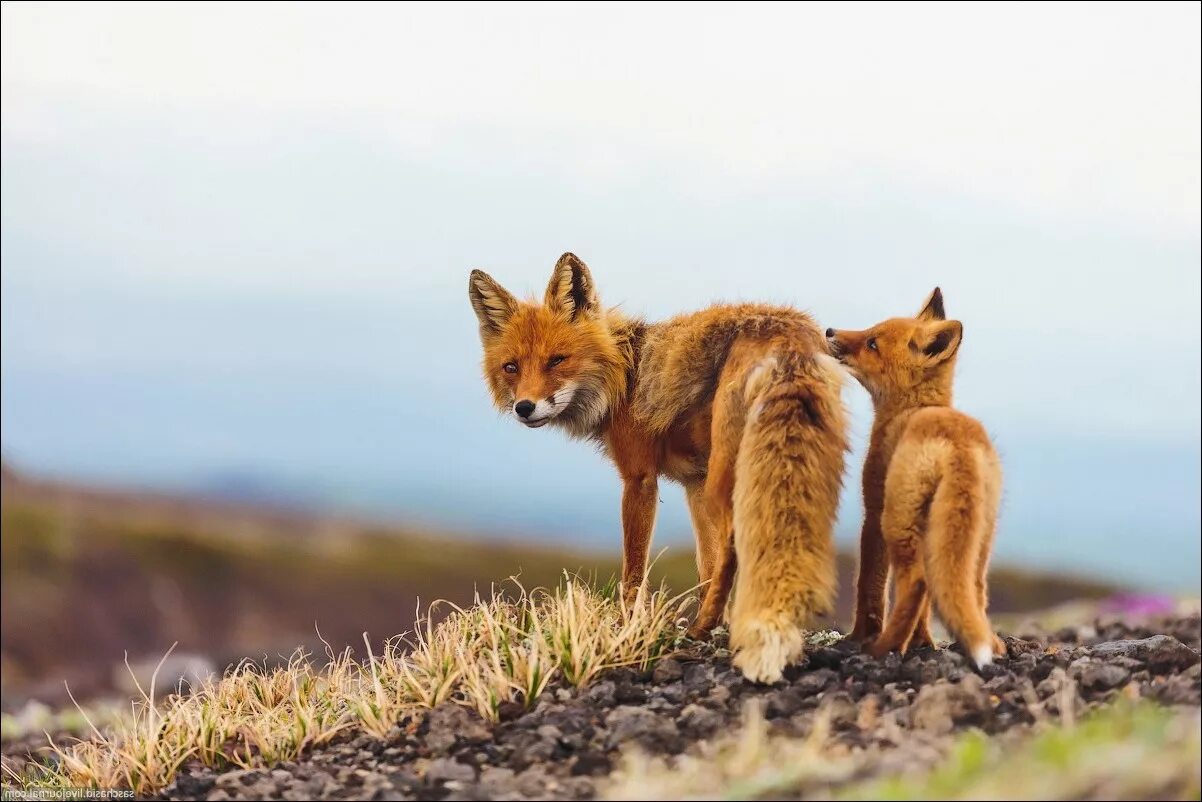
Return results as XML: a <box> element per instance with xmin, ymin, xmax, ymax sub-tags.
<box><xmin>729</xmin><ymin>350</ymin><xmax>847</xmax><ymax>683</ymax></box>
<box><xmin>925</xmin><ymin>446</ymin><xmax>998</xmax><ymax>668</ymax></box>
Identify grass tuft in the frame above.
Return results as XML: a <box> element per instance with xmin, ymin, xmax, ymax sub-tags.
<box><xmin>4</xmin><ymin>573</ymin><xmax>694</xmax><ymax>796</ymax></box>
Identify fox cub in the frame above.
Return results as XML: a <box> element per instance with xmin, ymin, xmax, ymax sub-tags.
<box><xmin>826</xmin><ymin>289</ymin><xmax>1004</xmax><ymax>668</ymax></box>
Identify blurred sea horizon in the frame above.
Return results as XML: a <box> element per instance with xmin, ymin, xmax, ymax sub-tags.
<box><xmin>3</xmin><ymin>427</ymin><xmax>1197</xmax><ymax>592</ymax></box>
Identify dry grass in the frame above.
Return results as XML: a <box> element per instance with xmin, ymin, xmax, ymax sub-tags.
<box><xmin>4</xmin><ymin>574</ymin><xmax>694</xmax><ymax>796</ymax></box>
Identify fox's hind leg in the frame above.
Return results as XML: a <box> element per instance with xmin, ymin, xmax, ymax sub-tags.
<box><xmin>912</xmin><ymin>596</ymin><xmax>937</xmax><ymax>649</ymax></box>
<box><xmin>685</xmin><ymin>483</ymin><xmax>718</xmax><ymax>585</ymax></box>
<box><xmin>867</xmin><ymin>543</ymin><xmax>927</xmax><ymax>657</ymax></box>
<box><xmin>689</xmin><ymin>531</ymin><xmax>736</xmax><ymax>640</ymax></box>
<box><xmin>977</xmin><ymin>464</ymin><xmax>1005</xmax><ymax>657</ymax></box>
<box><xmin>687</xmin><ymin>375</ymin><xmax>743</xmax><ymax>640</ymax></box>
<box><xmin>870</xmin><ymin>446</ymin><xmax>939</xmax><ymax>657</ymax></box>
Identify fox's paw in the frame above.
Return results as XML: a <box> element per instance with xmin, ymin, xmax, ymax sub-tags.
<box><xmin>992</xmin><ymin>634</ymin><xmax>1008</xmax><ymax>658</ymax></box>
<box><xmin>845</xmin><ymin>617</ymin><xmax>882</xmax><ymax>643</ymax></box>
<box><xmin>864</xmin><ymin>638</ymin><xmax>897</xmax><ymax>660</ymax></box>
<box><xmin>969</xmin><ymin>640</ymin><xmax>996</xmax><ymax>669</ymax></box>
<box><xmin>685</xmin><ymin>622</ymin><xmax>714</xmax><ymax>642</ymax></box>
<box><xmin>911</xmin><ymin>626</ymin><xmax>937</xmax><ymax>650</ymax></box>
<box><xmin>730</xmin><ymin>620</ymin><xmax>803</xmax><ymax>684</ymax></box>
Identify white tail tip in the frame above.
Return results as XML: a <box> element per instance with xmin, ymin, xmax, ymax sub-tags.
<box><xmin>971</xmin><ymin>643</ymin><xmax>994</xmax><ymax>669</ymax></box>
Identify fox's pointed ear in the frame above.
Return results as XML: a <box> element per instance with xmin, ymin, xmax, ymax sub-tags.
<box><xmin>914</xmin><ymin>320</ymin><xmax>963</xmax><ymax>363</ymax></box>
<box><xmin>917</xmin><ymin>287</ymin><xmax>946</xmax><ymax>321</ymax></box>
<box><xmin>544</xmin><ymin>252</ymin><xmax>598</xmax><ymax>320</ymax></box>
<box><xmin>468</xmin><ymin>269</ymin><xmax>519</xmax><ymax>338</ymax></box>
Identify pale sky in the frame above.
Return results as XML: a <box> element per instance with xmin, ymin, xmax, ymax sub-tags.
<box><xmin>4</xmin><ymin>2</ymin><xmax>1199</xmax><ymax>244</ymax></box>
<box><xmin>2</xmin><ymin>2</ymin><xmax>1199</xmax><ymax>585</ymax></box>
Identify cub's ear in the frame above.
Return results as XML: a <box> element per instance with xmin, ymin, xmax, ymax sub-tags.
<box><xmin>544</xmin><ymin>252</ymin><xmax>598</xmax><ymax>320</ymax></box>
<box><xmin>917</xmin><ymin>287</ymin><xmax>946</xmax><ymax>321</ymax></box>
<box><xmin>468</xmin><ymin>269</ymin><xmax>519</xmax><ymax>337</ymax></box>
<box><xmin>914</xmin><ymin>319</ymin><xmax>963</xmax><ymax>363</ymax></box>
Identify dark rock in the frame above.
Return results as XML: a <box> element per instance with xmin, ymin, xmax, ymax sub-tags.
<box><xmin>805</xmin><ymin>646</ymin><xmax>845</xmax><ymax>670</ymax></box>
<box><xmin>615</xmin><ymin>681</ymin><xmax>650</xmax><ymax>704</ymax></box>
<box><xmin>765</xmin><ymin>687</ymin><xmax>807</xmax><ymax>718</ymax></box>
<box><xmin>683</xmin><ymin>663</ymin><xmax>715</xmax><ymax>692</ymax></box>
<box><xmin>794</xmin><ymin>668</ymin><xmax>839</xmax><ymax>696</ymax></box>
<box><xmin>1079</xmin><ymin>663</ymin><xmax>1131</xmax><ymax>692</ymax></box>
<box><xmin>652</xmin><ymin>657</ymin><xmax>684</xmax><ymax>684</ymax></box>
<box><xmin>166</xmin><ymin>771</ymin><xmax>216</xmax><ymax>797</ymax></box>
<box><xmin>570</xmin><ymin>751</ymin><xmax>612</xmax><ymax>776</ymax></box>
<box><xmin>605</xmin><ymin>705</ymin><xmax>679</xmax><ymax>750</ymax></box>
<box><xmin>425</xmin><ymin>757</ymin><xmax>477</xmax><ymax>785</ymax></box>
<box><xmin>584</xmin><ymin>680</ymin><xmax>617</xmax><ymax>707</ymax></box>
<box><xmin>678</xmin><ymin>703</ymin><xmax>725</xmax><ymax>737</ymax></box>
<box><xmin>910</xmin><ymin>675</ymin><xmax>989</xmax><ymax>734</ymax></box>
<box><xmin>496</xmin><ymin>700</ymin><xmax>527</xmax><ymax>722</ymax></box>
<box><xmin>1089</xmin><ymin>635</ymin><xmax>1200</xmax><ymax>672</ymax></box>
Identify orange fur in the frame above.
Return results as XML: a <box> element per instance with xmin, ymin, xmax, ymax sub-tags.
<box><xmin>469</xmin><ymin>253</ymin><xmax>848</xmax><ymax>682</ymax></box>
<box><xmin>827</xmin><ymin>288</ymin><xmax>1005</xmax><ymax>668</ymax></box>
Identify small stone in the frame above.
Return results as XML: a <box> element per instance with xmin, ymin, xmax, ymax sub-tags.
<box><xmin>615</xmin><ymin>682</ymin><xmax>649</xmax><ymax>703</ymax></box>
<box><xmin>424</xmin><ymin>704</ymin><xmax>492</xmax><ymax>748</ymax></box>
<box><xmin>1079</xmin><ymin>663</ymin><xmax>1131</xmax><ymax>692</ymax></box>
<box><xmin>683</xmin><ymin>663</ymin><xmax>715</xmax><ymax>692</ymax></box>
<box><xmin>806</xmin><ymin>646</ymin><xmax>845</xmax><ymax>670</ymax></box>
<box><xmin>679</xmin><ymin>703</ymin><xmax>725</xmax><ymax>736</ymax></box>
<box><xmin>766</xmin><ymin>687</ymin><xmax>807</xmax><ymax>718</ymax></box>
<box><xmin>536</xmin><ymin>724</ymin><xmax>563</xmax><ymax>743</ymax></box>
<box><xmin>214</xmin><ymin>769</ymin><xmax>264</xmax><ymax>790</ymax></box>
<box><xmin>585</xmin><ymin>680</ymin><xmax>617</xmax><ymax>707</ymax></box>
<box><xmin>571</xmin><ymin>751</ymin><xmax>612</xmax><ymax>776</ymax></box>
<box><xmin>425</xmin><ymin>757</ymin><xmax>477</xmax><ymax>785</ymax></box>
<box><xmin>605</xmin><ymin>705</ymin><xmax>679</xmax><ymax>749</ymax></box>
<box><xmin>911</xmin><ymin>675</ymin><xmax>989</xmax><ymax>734</ymax></box>
<box><xmin>1089</xmin><ymin>636</ymin><xmax>1199</xmax><ymax>672</ymax></box>
<box><xmin>795</xmin><ymin>668</ymin><xmax>838</xmax><ymax>696</ymax></box>
<box><xmin>479</xmin><ymin>765</ymin><xmax>516</xmax><ymax>791</ymax></box>
<box><xmin>652</xmin><ymin>657</ymin><xmax>685</xmax><ymax>684</ymax></box>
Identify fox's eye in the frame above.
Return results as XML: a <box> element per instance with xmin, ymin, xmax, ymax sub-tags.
<box><xmin>547</xmin><ymin>355</ymin><xmax>567</xmax><ymax>368</ymax></box>
<box><xmin>503</xmin><ymin>362</ymin><xmax>518</xmax><ymax>374</ymax></box>
<box><xmin>866</xmin><ymin>338</ymin><xmax>878</xmax><ymax>352</ymax></box>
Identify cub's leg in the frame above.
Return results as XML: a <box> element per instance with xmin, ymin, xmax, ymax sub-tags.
<box><xmin>911</xmin><ymin>596</ymin><xmax>937</xmax><ymax>649</ymax></box>
<box><xmin>868</xmin><ymin>544</ymin><xmax>927</xmax><ymax>657</ymax></box>
<box><xmin>869</xmin><ymin>445</ymin><xmax>938</xmax><ymax>657</ymax></box>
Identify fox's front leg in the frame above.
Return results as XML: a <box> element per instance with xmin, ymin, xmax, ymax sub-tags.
<box><xmin>849</xmin><ymin>463</ymin><xmax>888</xmax><ymax>641</ymax></box>
<box><xmin>619</xmin><ymin>472</ymin><xmax>658</xmax><ymax>604</ymax></box>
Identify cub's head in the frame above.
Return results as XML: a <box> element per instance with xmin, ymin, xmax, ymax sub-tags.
<box><xmin>468</xmin><ymin>253</ymin><xmax>627</xmax><ymax>435</ymax></box>
<box><xmin>825</xmin><ymin>288</ymin><xmax>963</xmax><ymax>402</ymax></box>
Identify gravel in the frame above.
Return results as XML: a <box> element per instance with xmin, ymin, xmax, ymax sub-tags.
<box><xmin>62</xmin><ymin>615</ymin><xmax>1202</xmax><ymax>800</ymax></box>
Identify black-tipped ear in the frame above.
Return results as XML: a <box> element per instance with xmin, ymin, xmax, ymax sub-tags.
<box><xmin>917</xmin><ymin>287</ymin><xmax>946</xmax><ymax>322</ymax></box>
<box><xmin>468</xmin><ymin>269</ymin><xmax>518</xmax><ymax>337</ymax></box>
<box><xmin>918</xmin><ymin>320</ymin><xmax>963</xmax><ymax>362</ymax></box>
<box><xmin>544</xmin><ymin>252</ymin><xmax>598</xmax><ymax>320</ymax></box>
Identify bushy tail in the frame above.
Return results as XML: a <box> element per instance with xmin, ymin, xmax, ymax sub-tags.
<box><xmin>729</xmin><ymin>351</ymin><xmax>847</xmax><ymax>683</ymax></box>
<box><xmin>925</xmin><ymin>447</ymin><xmax>995</xmax><ymax>668</ymax></box>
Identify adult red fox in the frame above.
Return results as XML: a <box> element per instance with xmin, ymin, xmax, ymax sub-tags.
<box><xmin>468</xmin><ymin>253</ymin><xmax>847</xmax><ymax>682</ymax></box>
<box><xmin>826</xmin><ymin>289</ymin><xmax>1005</xmax><ymax>668</ymax></box>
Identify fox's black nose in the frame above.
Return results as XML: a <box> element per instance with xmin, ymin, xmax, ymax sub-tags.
<box><xmin>825</xmin><ymin>328</ymin><xmax>835</xmax><ymax>338</ymax></box>
<box><xmin>514</xmin><ymin>400</ymin><xmax>536</xmax><ymax>418</ymax></box>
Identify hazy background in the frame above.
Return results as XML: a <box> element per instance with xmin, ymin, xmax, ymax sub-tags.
<box><xmin>3</xmin><ymin>2</ymin><xmax>1200</xmax><ymax>593</ymax></box>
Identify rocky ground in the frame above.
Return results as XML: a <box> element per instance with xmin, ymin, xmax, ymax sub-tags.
<box><xmin>123</xmin><ymin>614</ymin><xmax>1202</xmax><ymax>801</ymax></box>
